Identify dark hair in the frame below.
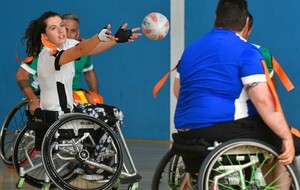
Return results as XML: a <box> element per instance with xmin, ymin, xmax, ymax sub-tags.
<box><xmin>61</xmin><ymin>13</ymin><xmax>80</xmax><ymax>24</ymax></box>
<box><xmin>21</xmin><ymin>11</ymin><xmax>61</xmax><ymax>57</ymax></box>
<box><xmin>214</xmin><ymin>0</ymin><xmax>248</xmax><ymax>31</ymax></box>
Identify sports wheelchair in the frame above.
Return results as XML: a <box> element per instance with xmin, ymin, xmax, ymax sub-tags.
<box><xmin>0</xmin><ymin>91</ymin><xmax>103</xmax><ymax>168</ymax></box>
<box><xmin>0</xmin><ymin>98</ymin><xmax>29</xmax><ymax>167</ymax></box>
<box><xmin>12</xmin><ymin>104</ymin><xmax>141</xmax><ymax>190</ymax></box>
<box><xmin>152</xmin><ymin>133</ymin><xmax>300</xmax><ymax>190</ymax></box>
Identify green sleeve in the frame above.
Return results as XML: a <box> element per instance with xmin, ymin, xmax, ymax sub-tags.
<box><xmin>83</xmin><ymin>56</ymin><xmax>93</xmax><ymax>69</ymax></box>
<box><xmin>259</xmin><ymin>47</ymin><xmax>273</xmax><ymax>73</ymax></box>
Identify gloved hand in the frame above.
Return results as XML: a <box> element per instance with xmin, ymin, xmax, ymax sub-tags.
<box><xmin>115</xmin><ymin>26</ymin><xmax>132</xmax><ymax>43</ymax></box>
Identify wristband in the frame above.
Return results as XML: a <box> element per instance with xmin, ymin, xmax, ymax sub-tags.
<box><xmin>98</xmin><ymin>29</ymin><xmax>110</xmax><ymax>42</ymax></box>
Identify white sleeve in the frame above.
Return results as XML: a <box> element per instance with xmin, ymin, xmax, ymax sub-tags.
<box><xmin>175</xmin><ymin>71</ymin><xmax>180</xmax><ymax>79</ymax></box>
<box><xmin>20</xmin><ymin>63</ymin><xmax>36</xmax><ymax>75</ymax></box>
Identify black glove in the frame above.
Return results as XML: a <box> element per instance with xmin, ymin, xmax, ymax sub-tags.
<box><xmin>115</xmin><ymin>26</ymin><xmax>132</xmax><ymax>43</ymax></box>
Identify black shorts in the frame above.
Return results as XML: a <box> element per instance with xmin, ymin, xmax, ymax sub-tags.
<box><xmin>179</xmin><ymin>114</ymin><xmax>300</xmax><ymax>155</ymax></box>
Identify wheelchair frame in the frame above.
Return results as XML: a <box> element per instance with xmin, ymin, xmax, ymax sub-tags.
<box><xmin>152</xmin><ymin>135</ymin><xmax>300</xmax><ymax>190</ymax></box>
<box><xmin>12</xmin><ymin>111</ymin><xmax>141</xmax><ymax>190</ymax></box>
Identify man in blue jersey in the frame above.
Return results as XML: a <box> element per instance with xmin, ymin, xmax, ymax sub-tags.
<box><xmin>174</xmin><ymin>0</ymin><xmax>294</xmax><ymax>188</ymax></box>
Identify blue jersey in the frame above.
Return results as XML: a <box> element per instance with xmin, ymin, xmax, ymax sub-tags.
<box><xmin>175</xmin><ymin>29</ymin><xmax>266</xmax><ymax>130</ymax></box>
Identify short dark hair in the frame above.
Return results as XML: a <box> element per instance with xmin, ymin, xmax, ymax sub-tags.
<box><xmin>214</xmin><ymin>0</ymin><xmax>249</xmax><ymax>31</ymax></box>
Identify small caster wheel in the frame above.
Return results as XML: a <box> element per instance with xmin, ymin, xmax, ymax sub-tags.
<box><xmin>42</xmin><ymin>183</ymin><xmax>51</xmax><ymax>190</ymax></box>
<box><xmin>112</xmin><ymin>179</ymin><xmax>121</xmax><ymax>190</ymax></box>
<box><xmin>16</xmin><ymin>177</ymin><xmax>25</xmax><ymax>189</ymax></box>
<box><xmin>128</xmin><ymin>182</ymin><xmax>138</xmax><ymax>190</ymax></box>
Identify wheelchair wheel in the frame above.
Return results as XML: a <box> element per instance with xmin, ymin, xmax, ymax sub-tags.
<box><xmin>0</xmin><ymin>99</ymin><xmax>29</xmax><ymax>166</ymax></box>
<box><xmin>13</xmin><ymin>126</ymin><xmax>53</xmax><ymax>188</ymax></box>
<box><xmin>151</xmin><ymin>149</ymin><xmax>186</xmax><ymax>190</ymax></box>
<box><xmin>42</xmin><ymin>113</ymin><xmax>123</xmax><ymax>190</ymax></box>
<box><xmin>198</xmin><ymin>138</ymin><xmax>300</xmax><ymax>190</ymax></box>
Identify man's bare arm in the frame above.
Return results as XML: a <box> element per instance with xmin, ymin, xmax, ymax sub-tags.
<box><xmin>245</xmin><ymin>81</ymin><xmax>294</xmax><ymax>164</ymax></box>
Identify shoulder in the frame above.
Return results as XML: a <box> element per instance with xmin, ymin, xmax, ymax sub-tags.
<box><xmin>241</xmin><ymin>42</ymin><xmax>263</xmax><ymax>58</ymax></box>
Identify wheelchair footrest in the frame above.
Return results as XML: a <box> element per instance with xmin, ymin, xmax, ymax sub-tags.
<box><xmin>120</xmin><ymin>173</ymin><xmax>142</xmax><ymax>184</ymax></box>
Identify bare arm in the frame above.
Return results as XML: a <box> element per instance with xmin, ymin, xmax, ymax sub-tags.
<box><xmin>16</xmin><ymin>67</ymin><xmax>40</xmax><ymax>115</ymax></box>
<box><xmin>173</xmin><ymin>77</ymin><xmax>180</xmax><ymax>98</ymax></box>
<box><xmin>60</xmin><ymin>23</ymin><xmax>142</xmax><ymax>64</ymax></box>
<box><xmin>246</xmin><ymin>81</ymin><xmax>294</xmax><ymax>164</ymax></box>
<box><xmin>87</xmin><ymin>40</ymin><xmax>117</xmax><ymax>55</ymax></box>
<box><xmin>59</xmin><ymin>34</ymin><xmax>102</xmax><ymax>65</ymax></box>
<box><xmin>84</xmin><ymin>69</ymin><xmax>98</xmax><ymax>93</ymax></box>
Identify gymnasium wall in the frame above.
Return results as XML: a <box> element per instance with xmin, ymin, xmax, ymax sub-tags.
<box><xmin>0</xmin><ymin>0</ymin><xmax>299</xmax><ymax>141</ymax></box>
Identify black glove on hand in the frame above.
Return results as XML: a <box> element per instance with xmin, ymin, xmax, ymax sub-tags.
<box><xmin>115</xmin><ymin>27</ymin><xmax>132</xmax><ymax>43</ymax></box>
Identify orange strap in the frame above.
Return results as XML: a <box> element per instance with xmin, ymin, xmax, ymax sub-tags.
<box><xmin>22</xmin><ymin>56</ymin><xmax>34</xmax><ymax>64</ymax></box>
<box><xmin>16</xmin><ymin>33</ymin><xmax>59</xmax><ymax>64</ymax></box>
<box><xmin>41</xmin><ymin>34</ymin><xmax>58</xmax><ymax>55</ymax></box>
<box><xmin>153</xmin><ymin>66</ymin><xmax>177</xmax><ymax>98</ymax></box>
<box><xmin>73</xmin><ymin>92</ymin><xmax>82</xmax><ymax>104</ymax></box>
<box><xmin>15</xmin><ymin>43</ymin><xmax>33</xmax><ymax>64</ymax></box>
<box><xmin>291</xmin><ymin>127</ymin><xmax>300</xmax><ymax>138</ymax></box>
<box><xmin>261</xmin><ymin>60</ymin><xmax>280</xmax><ymax>111</ymax></box>
<box><xmin>272</xmin><ymin>56</ymin><xmax>294</xmax><ymax>91</ymax></box>
<box><xmin>73</xmin><ymin>90</ymin><xmax>104</xmax><ymax>104</ymax></box>
<box><xmin>85</xmin><ymin>91</ymin><xmax>104</xmax><ymax>104</ymax></box>
<box><xmin>15</xmin><ymin>43</ymin><xmax>22</xmax><ymax>63</ymax></box>
<box><xmin>73</xmin><ymin>91</ymin><xmax>89</xmax><ymax>104</ymax></box>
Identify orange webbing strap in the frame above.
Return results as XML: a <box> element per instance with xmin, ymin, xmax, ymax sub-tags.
<box><xmin>15</xmin><ymin>43</ymin><xmax>22</xmax><ymax>63</ymax></box>
<box><xmin>85</xmin><ymin>91</ymin><xmax>104</xmax><ymax>104</ymax></box>
<box><xmin>22</xmin><ymin>56</ymin><xmax>34</xmax><ymax>64</ymax></box>
<box><xmin>272</xmin><ymin>56</ymin><xmax>294</xmax><ymax>91</ymax></box>
<box><xmin>261</xmin><ymin>60</ymin><xmax>280</xmax><ymax>112</ymax></box>
<box><xmin>41</xmin><ymin>34</ymin><xmax>58</xmax><ymax>55</ymax></box>
<box><xmin>153</xmin><ymin>66</ymin><xmax>177</xmax><ymax>98</ymax></box>
<box><xmin>15</xmin><ymin>43</ymin><xmax>34</xmax><ymax>64</ymax></box>
<box><xmin>291</xmin><ymin>127</ymin><xmax>300</xmax><ymax>138</ymax></box>
<box><xmin>73</xmin><ymin>92</ymin><xmax>82</xmax><ymax>104</ymax></box>
<box><xmin>73</xmin><ymin>90</ymin><xmax>88</xmax><ymax>104</ymax></box>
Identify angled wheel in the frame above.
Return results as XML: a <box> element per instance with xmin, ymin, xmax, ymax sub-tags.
<box><xmin>198</xmin><ymin>138</ymin><xmax>300</xmax><ymax>190</ymax></box>
<box><xmin>12</xmin><ymin>126</ymin><xmax>52</xmax><ymax>188</ymax></box>
<box><xmin>42</xmin><ymin>113</ymin><xmax>123</xmax><ymax>190</ymax></box>
<box><xmin>0</xmin><ymin>99</ymin><xmax>29</xmax><ymax>166</ymax></box>
<box><xmin>151</xmin><ymin>149</ymin><xmax>187</xmax><ymax>190</ymax></box>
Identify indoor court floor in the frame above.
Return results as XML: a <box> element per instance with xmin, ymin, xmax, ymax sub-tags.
<box><xmin>0</xmin><ymin>140</ymin><xmax>171</xmax><ymax>190</ymax></box>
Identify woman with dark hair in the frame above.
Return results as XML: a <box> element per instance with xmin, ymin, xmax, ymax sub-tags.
<box><xmin>16</xmin><ymin>11</ymin><xmax>141</xmax><ymax>116</ymax></box>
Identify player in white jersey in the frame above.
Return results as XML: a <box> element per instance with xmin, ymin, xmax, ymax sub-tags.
<box><xmin>16</xmin><ymin>11</ymin><xmax>141</xmax><ymax>116</ymax></box>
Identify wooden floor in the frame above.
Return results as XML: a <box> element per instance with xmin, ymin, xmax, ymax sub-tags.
<box><xmin>0</xmin><ymin>140</ymin><xmax>171</xmax><ymax>190</ymax></box>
